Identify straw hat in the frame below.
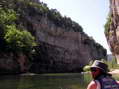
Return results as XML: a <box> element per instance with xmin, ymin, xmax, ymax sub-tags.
<box><xmin>90</xmin><ymin>60</ymin><xmax>109</xmax><ymax>73</ymax></box>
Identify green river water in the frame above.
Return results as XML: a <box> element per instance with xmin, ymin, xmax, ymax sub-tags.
<box><xmin>0</xmin><ymin>73</ymin><xmax>93</xmax><ymax>89</ymax></box>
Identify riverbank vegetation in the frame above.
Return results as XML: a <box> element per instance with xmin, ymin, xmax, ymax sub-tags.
<box><xmin>83</xmin><ymin>58</ymin><xmax>119</xmax><ymax>72</ymax></box>
<box><xmin>104</xmin><ymin>58</ymin><xmax>119</xmax><ymax>70</ymax></box>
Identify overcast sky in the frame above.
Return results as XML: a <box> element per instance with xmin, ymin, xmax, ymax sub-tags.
<box><xmin>40</xmin><ymin>0</ymin><xmax>111</xmax><ymax>54</ymax></box>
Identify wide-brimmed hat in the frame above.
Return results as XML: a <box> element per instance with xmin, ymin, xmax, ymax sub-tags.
<box><xmin>90</xmin><ymin>60</ymin><xmax>109</xmax><ymax>73</ymax></box>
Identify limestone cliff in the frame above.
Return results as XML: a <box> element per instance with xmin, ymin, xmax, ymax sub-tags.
<box><xmin>19</xmin><ymin>0</ymin><xmax>106</xmax><ymax>73</ymax></box>
<box><xmin>0</xmin><ymin>0</ymin><xmax>107</xmax><ymax>73</ymax></box>
<box><xmin>105</xmin><ymin>0</ymin><xmax>119</xmax><ymax>64</ymax></box>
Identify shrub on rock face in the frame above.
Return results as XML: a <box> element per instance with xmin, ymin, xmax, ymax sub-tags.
<box><xmin>104</xmin><ymin>14</ymin><xmax>112</xmax><ymax>35</ymax></box>
<box><xmin>0</xmin><ymin>8</ymin><xmax>36</xmax><ymax>53</ymax></box>
<box><xmin>4</xmin><ymin>25</ymin><xmax>36</xmax><ymax>53</ymax></box>
<box><xmin>0</xmin><ymin>8</ymin><xmax>18</xmax><ymax>52</ymax></box>
<box><xmin>0</xmin><ymin>8</ymin><xmax>17</xmax><ymax>22</ymax></box>
<box><xmin>0</xmin><ymin>8</ymin><xmax>17</xmax><ymax>33</ymax></box>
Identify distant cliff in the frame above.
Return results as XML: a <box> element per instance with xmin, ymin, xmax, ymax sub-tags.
<box><xmin>105</xmin><ymin>0</ymin><xmax>119</xmax><ymax>64</ymax></box>
<box><xmin>0</xmin><ymin>0</ymin><xmax>107</xmax><ymax>74</ymax></box>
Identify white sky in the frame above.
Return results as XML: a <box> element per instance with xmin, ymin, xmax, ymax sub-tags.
<box><xmin>40</xmin><ymin>0</ymin><xmax>111</xmax><ymax>54</ymax></box>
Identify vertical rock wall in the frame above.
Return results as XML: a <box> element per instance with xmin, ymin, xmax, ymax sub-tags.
<box><xmin>105</xmin><ymin>0</ymin><xmax>119</xmax><ymax>64</ymax></box>
<box><xmin>0</xmin><ymin>0</ymin><xmax>107</xmax><ymax>73</ymax></box>
<box><xmin>26</xmin><ymin>14</ymin><xmax>107</xmax><ymax>72</ymax></box>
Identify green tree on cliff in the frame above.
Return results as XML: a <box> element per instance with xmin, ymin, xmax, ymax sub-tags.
<box><xmin>4</xmin><ymin>25</ymin><xmax>36</xmax><ymax>53</ymax></box>
<box><xmin>0</xmin><ymin>8</ymin><xmax>36</xmax><ymax>54</ymax></box>
<box><xmin>0</xmin><ymin>8</ymin><xmax>17</xmax><ymax>51</ymax></box>
<box><xmin>104</xmin><ymin>14</ymin><xmax>112</xmax><ymax>35</ymax></box>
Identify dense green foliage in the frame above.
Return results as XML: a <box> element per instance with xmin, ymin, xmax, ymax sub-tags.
<box><xmin>0</xmin><ymin>8</ymin><xmax>17</xmax><ymax>25</ymax></box>
<box><xmin>0</xmin><ymin>8</ymin><xmax>17</xmax><ymax>35</ymax></box>
<box><xmin>0</xmin><ymin>8</ymin><xmax>18</xmax><ymax>51</ymax></box>
<box><xmin>4</xmin><ymin>25</ymin><xmax>36</xmax><ymax>53</ymax></box>
<box><xmin>0</xmin><ymin>7</ymin><xmax>36</xmax><ymax>53</ymax></box>
<box><xmin>104</xmin><ymin>14</ymin><xmax>112</xmax><ymax>35</ymax></box>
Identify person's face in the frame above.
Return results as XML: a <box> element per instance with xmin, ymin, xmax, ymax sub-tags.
<box><xmin>91</xmin><ymin>68</ymin><xmax>101</xmax><ymax>79</ymax></box>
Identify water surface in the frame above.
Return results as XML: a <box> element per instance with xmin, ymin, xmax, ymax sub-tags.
<box><xmin>0</xmin><ymin>73</ymin><xmax>92</xmax><ymax>89</ymax></box>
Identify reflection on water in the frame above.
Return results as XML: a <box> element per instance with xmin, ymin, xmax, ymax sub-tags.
<box><xmin>0</xmin><ymin>73</ymin><xmax>92</xmax><ymax>89</ymax></box>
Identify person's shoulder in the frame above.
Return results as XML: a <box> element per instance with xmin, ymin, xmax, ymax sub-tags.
<box><xmin>116</xmin><ymin>81</ymin><xmax>119</xmax><ymax>84</ymax></box>
<box><xmin>87</xmin><ymin>81</ymin><xmax>97</xmax><ymax>89</ymax></box>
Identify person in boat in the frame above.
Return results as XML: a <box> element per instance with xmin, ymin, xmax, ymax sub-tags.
<box><xmin>87</xmin><ymin>60</ymin><xmax>119</xmax><ymax>89</ymax></box>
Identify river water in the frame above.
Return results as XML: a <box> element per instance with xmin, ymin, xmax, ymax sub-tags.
<box><xmin>0</xmin><ymin>73</ymin><xmax>92</xmax><ymax>89</ymax></box>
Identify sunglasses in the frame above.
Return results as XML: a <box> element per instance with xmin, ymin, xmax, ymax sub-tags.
<box><xmin>91</xmin><ymin>68</ymin><xmax>97</xmax><ymax>72</ymax></box>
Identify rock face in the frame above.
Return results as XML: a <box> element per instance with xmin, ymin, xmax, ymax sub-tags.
<box><xmin>105</xmin><ymin>0</ymin><xmax>119</xmax><ymax>64</ymax></box>
<box><xmin>26</xmin><ymin>6</ymin><xmax>107</xmax><ymax>72</ymax></box>
<box><xmin>0</xmin><ymin>0</ymin><xmax>107</xmax><ymax>73</ymax></box>
<box><xmin>30</xmin><ymin>32</ymin><xmax>107</xmax><ymax>73</ymax></box>
<box><xmin>0</xmin><ymin>52</ymin><xmax>28</xmax><ymax>74</ymax></box>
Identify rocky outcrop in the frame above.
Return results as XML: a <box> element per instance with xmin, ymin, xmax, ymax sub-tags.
<box><xmin>30</xmin><ymin>37</ymin><xmax>106</xmax><ymax>73</ymax></box>
<box><xmin>0</xmin><ymin>0</ymin><xmax>107</xmax><ymax>73</ymax></box>
<box><xmin>24</xmin><ymin>2</ymin><xmax>107</xmax><ymax>73</ymax></box>
<box><xmin>0</xmin><ymin>52</ymin><xmax>29</xmax><ymax>74</ymax></box>
<box><xmin>105</xmin><ymin>0</ymin><xmax>119</xmax><ymax>64</ymax></box>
